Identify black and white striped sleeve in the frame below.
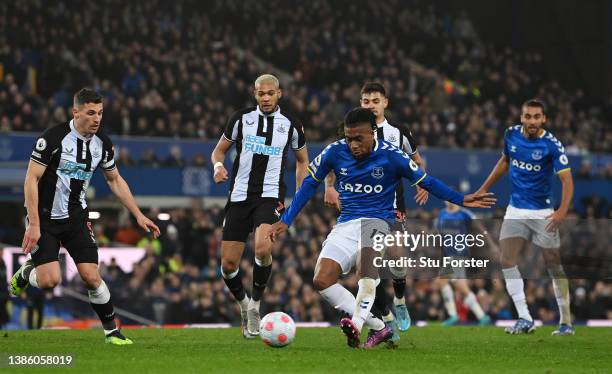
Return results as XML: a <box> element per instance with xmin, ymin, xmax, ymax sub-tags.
<box><xmin>223</xmin><ymin>110</ymin><xmax>243</xmax><ymax>142</ymax></box>
<box><xmin>399</xmin><ymin>126</ymin><xmax>418</xmax><ymax>155</ymax></box>
<box><xmin>99</xmin><ymin>133</ymin><xmax>116</xmax><ymax>171</ymax></box>
<box><xmin>291</xmin><ymin>123</ymin><xmax>306</xmax><ymax>150</ymax></box>
<box><xmin>30</xmin><ymin>125</ymin><xmax>65</xmax><ymax>166</ymax></box>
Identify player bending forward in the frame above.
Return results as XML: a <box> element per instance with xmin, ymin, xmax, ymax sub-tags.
<box><xmin>268</xmin><ymin>108</ymin><xmax>495</xmax><ymax>348</ymax></box>
<box><xmin>10</xmin><ymin>88</ymin><xmax>160</xmax><ymax>344</ymax></box>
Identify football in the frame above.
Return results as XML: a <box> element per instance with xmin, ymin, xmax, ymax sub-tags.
<box><xmin>259</xmin><ymin>312</ymin><xmax>296</xmax><ymax>348</ymax></box>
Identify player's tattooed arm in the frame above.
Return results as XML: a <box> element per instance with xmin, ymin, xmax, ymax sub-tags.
<box><xmin>476</xmin><ymin>154</ymin><xmax>509</xmax><ymax>194</ymax></box>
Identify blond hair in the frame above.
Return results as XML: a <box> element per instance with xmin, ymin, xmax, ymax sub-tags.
<box><xmin>254</xmin><ymin>74</ymin><xmax>280</xmax><ymax>89</ymax></box>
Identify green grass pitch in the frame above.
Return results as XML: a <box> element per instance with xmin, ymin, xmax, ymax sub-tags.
<box><xmin>3</xmin><ymin>326</ymin><xmax>611</xmax><ymax>373</ymax></box>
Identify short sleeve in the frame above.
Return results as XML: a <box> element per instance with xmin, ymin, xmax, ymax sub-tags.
<box><xmin>307</xmin><ymin>142</ymin><xmax>336</xmax><ymax>183</ymax></box>
<box><xmin>399</xmin><ymin>126</ymin><xmax>418</xmax><ymax>155</ymax></box>
<box><xmin>223</xmin><ymin>111</ymin><xmax>242</xmax><ymax>142</ymax></box>
<box><xmin>99</xmin><ymin>134</ymin><xmax>116</xmax><ymax>171</ymax></box>
<box><xmin>291</xmin><ymin>124</ymin><xmax>306</xmax><ymax>150</ymax></box>
<box><xmin>395</xmin><ymin>148</ymin><xmax>427</xmax><ymax>186</ymax></box>
<box><xmin>30</xmin><ymin>127</ymin><xmax>63</xmax><ymax>166</ymax></box>
<box><xmin>548</xmin><ymin>136</ymin><xmax>570</xmax><ymax>173</ymax></box>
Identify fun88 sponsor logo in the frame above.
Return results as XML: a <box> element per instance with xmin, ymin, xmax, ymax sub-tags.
<box><xmin>339</xmin><ymin>181</ymin><xmax>383</xmax><ymax>193</ymax></box>
<box><xmin>244</xmin><ymin>135</ymin><xmax>282</xmax><ymax>156</ymax></box>
<box><xmin>511</xmin><ymin>159</ymin><xmax>542</xmax><ymax>172</ymax></box>
<box><xmin>59</xmin><ymin>160</ymin><xmax>93</xmax><ymax>180</ymax></box>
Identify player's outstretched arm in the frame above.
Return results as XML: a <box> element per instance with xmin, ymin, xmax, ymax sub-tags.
<box><xmin>546</xmin><ymin>169</ymin><xmax>574</xmax><ymax>232</ymax></box>
<box><xmin>22</xmin><ymin>160</ymin><xmax>46</xmax><ymax>254</ymax></box>
<box><xmin>211</xmin><ymin>136</ymin><xmax>233</xmax><ymax>184</ymax></box>
<box><xmin>323</xmin><ymin>172</ymin><xmax>340</xmax><ymax>211</ymax></box>
<box><xmin>476</xmin><ymin>154</ymin><xmax>509</xmax><ymax>193</ymax></box>
<box><xmin>268</xmin><ymin>174</ymin><xmax>321</xmax><ymax>242</ymax></box>
<box><xmin>103</xmin><ymin>168</ymin><xmax>160</xmax><ymax>238</ymax></box>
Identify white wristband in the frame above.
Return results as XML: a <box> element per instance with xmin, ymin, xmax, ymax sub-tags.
<box><xmin>214</xmin><ymin>162</ymin><xmax>224</xmax><ymax>170</ymax></box>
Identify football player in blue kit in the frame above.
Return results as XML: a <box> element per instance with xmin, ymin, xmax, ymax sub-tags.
<box><xmin>476</xmin><ymin>99</ymin><xmax>575</xmax><ymax>335</ymax></box>
<box><xmin>434</xmin><ymin>201</ymin><xmax>492</xmax><ymax>326</ymax></box>
<box><xmin>268</xmin><ymin>108</ymin><xmax>496</xmax><ymax>348</ymax></box>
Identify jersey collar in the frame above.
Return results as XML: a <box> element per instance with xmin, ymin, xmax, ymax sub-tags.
<box><xmin>377</xmin><ymin>118</ymin><xmax>389</xmax><ymax>128</ymax></box>
<box><xmin>69</xmin><ymin>119</ymin><xmax>93</xmax><ymax>141</ymax></box>
<box><xmin>256</xmin><ymin>105</ymin><xmax>280</xmax><ymax>117</ymax></box>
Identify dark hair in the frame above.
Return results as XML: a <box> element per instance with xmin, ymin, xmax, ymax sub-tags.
<box><xmin>360</xmin><ymin>82</ymin><xmax>387</xmax><ymax>97</ymax></box>
<box><xmin>522</xmin><ymin>99</ymin><xmax>546</xmax><ymax>114</ymax></box>
<box><xmin>74</xmin><ymin>88</ymin><xmax>103</xmax><ymax>106</ymax></box>
<box><xmin>344</xmin><ymin>107</ymin><xmax>377</xmax><ymax>130</ymax></box>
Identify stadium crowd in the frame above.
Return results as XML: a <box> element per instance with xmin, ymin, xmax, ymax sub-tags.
<box><xmin>1</xmin><ymin>0</ymin><xmax>611</xmax><ymax>154</ymax></box>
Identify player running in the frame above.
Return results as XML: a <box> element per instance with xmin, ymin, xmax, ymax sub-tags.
<box><xmin>434</xmin><ymin>201</ymin><xmax>492</xmax><ymax>326</ymax></box>
<box><xmin>10</xmin><ymin>88</ymin><xmax>160</xmax><ymax>345</ymax></box>
<box><xmin>269</xmin><ymin>108</ymin><xmax>495</xmax><ymax>348</ymax></box>
<box><xmin>476</xmin><ymin>99</ymin><xmax>575</xmax><ymax>336</ymax></box>
<box><xmin>324</xmin><ymin>82</ymin><xmax>426</xmax><ymax>340</ymax></box>
<box><xmin>212</xmin><ymin>74</ymin><xmax>309</xmax><ymax>338</ymax></box>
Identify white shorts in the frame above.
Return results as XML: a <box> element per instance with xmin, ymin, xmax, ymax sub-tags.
<box><xmin>319</xmin><ymin>218</ymin><xmax>390</xmax><ymax>275</ymax></box>
<box><xmin>499</xmin><ymin>205</ymin><xmax>561</xmax><ymax>248</ymax></box>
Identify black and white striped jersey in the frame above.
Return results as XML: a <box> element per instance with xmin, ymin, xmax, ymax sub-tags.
<box><xmin>376</xmin><ymin>118</ymin><xmax>418</xmax><ymax>212</ymax></box>
<box><xmin>30</xmin><ymin>120</ymin><xmax>116</xmax><ymax>220</ymax></box>
<box><xmin>223</xmin><ymin>106</ymin><xmax>306</xmax><ymax>202</ymax></box>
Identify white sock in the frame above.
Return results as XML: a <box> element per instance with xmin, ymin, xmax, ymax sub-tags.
<box><xmin>29</xmin><ymin>268</ymin><xmax>39</xmax><ymax>288</ymax></box>
<box><xmin>88</xmin><ymin>280</ymin><xmax>111</xmax><ymax>304</ymax></box>
<box><xmin>393</xmin><ymin>296</ymin><xmax>405</xmax><ymax>306</ymax></box>
<box><xmin>441</xmin><ymin>284</ymin><xmax>457</xmax><ymax>317</ymax></box>
<box><xmin>503</xmin><ymin>266</ymin><xmax>532</xmax><ymax>321</ymax></box>
<box><xmin>464</xmin><ymin>292</ymin><xmax>485</xmax><ymax>320</ymax></box>
<box><xmin>239</xmin><ymin>295</ymin><xmax>250</xmax><ymax>311</ymax></box>
<box><xmin>319</xmin><ymin>283</ymin><xmax>384</xmax><ymax>331</ymax></box>
<box><xmin>549</xmin><ymin>266</ymin><xmax>571</xmax><ymax>325</ymax></box>
<box><xmin>352</xmin><ymin>278</ymin><xmax>377</xmax><ymax>332</ymax></box>
<box><xmin>104</xmin><ymin>328</ymin><xmax>118</xmax><ymax>336</ymax></box>
<box><xmin>248</xmin><ymin>298</ymin><xmax>260</xmax><ymax>311</ymax></box>
<box><xmin>382</xmin><ymin>311</ymin><xmax>394</xmax><ymax>323</ymax></box>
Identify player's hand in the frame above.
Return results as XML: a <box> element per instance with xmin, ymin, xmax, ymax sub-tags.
<box><xmin>324</xmin><ymin>186</ymin><xmax>341</xmax><ymax>211</ymax></box>
<box><xmin>415</xmin><ymin>185</ymin><xmax>429</xmax><ymax>205</ymax></box>
<box><xmin>136</xmin><ymin>214</ymin><xmax>161</xmax><ymax>238</ymax></box>
<box><xmin>463</xmin><ymin>192</ymin><xmax>496</xmax><ymax>208</ymax></box>
<box><xmin>22</xmin><ymin>223</ymin><xmax>41</xmax><ymax>254</ymax></box>
<box><xmin>545</xmin><ymin>210</ymin><xmax>566</xmax><ymax>232</ymax></box>
<box><xmin>213</xmin><ymin>164</ymin><xmax>228</xmax><ymax>183</ymax></box>
<box><xmin>268</xmin><ymin>221</ymin><xmax>288</xmax><ymax>243</ymax></box>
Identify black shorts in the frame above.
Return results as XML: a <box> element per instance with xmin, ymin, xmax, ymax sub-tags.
<box><xmin>222</xmin><ymin>198</ymin><xmax>285</xmax><ymax>242</ymax></box>
<box><xmin>30</xmin><ymin>213</ymin><xmax>99</xmax><ymax>266</ymax></box>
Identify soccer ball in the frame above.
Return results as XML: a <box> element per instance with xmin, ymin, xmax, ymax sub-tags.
<box><xmin>259</xmin><ymin>312</ymin><xmax>296</xmax><ymax>347</ymax></box>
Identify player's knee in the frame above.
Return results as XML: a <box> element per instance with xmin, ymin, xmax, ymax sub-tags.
<box><xmin>38</xmin><ymin>272</ymin><xmax>61</xmax><ymax>289</ymax></box>
<box><xmin>254</xmin><ymin>243</ymin><xmax>271</xmax><ymax>259</ymax></box>
<box><xmin>221</xmin><ymin>259</ymin><xmax>239</xmax><ymax>275</ymax></box>
<box><xmin>79</xmin><ymin>271</ymin><xmax>101</xmax><ymax>289</ymax></box>
<box><xmin>313</xmin><ymin>275</ymin><xmax>334</xmax><ymax>291</ymax></box>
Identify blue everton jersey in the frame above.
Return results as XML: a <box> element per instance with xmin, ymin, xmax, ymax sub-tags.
<box><xmin>309</xmin><ymin>139</ymin><xmax>426</xmax><ymax>223</ymax></box>
<box><xmin>435</xmin><ymin>208</ymin><xmax>474</xmax><ymax>256</ymax></box>
<box><xmin>503</xmin><ymin>125</ymin><xmax>571</xmax><ymax>210</ymax></box>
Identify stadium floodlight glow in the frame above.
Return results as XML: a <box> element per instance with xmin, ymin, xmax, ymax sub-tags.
<box><xmin>89</xmin><ymin>211</ymin><xmax>101</xmax><ymax>220</ymax></box>
<box><xmin>157</xmin><ymin>213</ymin><xmax>171</xmax><ymax>221</ymax></box>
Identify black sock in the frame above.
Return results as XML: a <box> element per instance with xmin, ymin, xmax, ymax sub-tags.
<box><xmin>252</xmin><ymin>261</ymin><xmax>272</xmax><ymax>302</ymax></box>
<box><xmin>392</xmin><ymin>278</ymin><xmax>406</xmax><ymax>300</ymax></box>
<box><xmin>222</xmin><ymin>269</ymin><xmax>246</xmax><ymax>301</ymax></box>
<box><xmin>90</xmin><ymin>301</ymin><xmax>117</xmax><ymax>332</ymax></box>
<box><xmin>373</xmin><ymin>280</ymin><xmax>391</xmax><ymax>316</ymax></box>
